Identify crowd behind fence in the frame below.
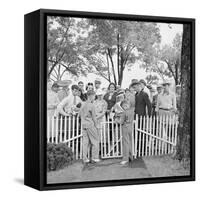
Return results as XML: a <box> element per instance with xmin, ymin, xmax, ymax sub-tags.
<box><xmin>47</xmin><ymin>114</ymin><xmax>178</xmax><ymax>160</ymax></box>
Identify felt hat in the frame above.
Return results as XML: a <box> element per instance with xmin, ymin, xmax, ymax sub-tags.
<box><xmin>139</xmin><ymin>79</ymin><xmax>147</xmax><ymax>86</ymax></box>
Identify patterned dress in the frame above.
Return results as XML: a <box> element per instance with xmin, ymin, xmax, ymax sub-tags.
<box><xmin>93</xmin><ymin>99</ymin><xmax>107</xmax><ymax>129</ymax></box>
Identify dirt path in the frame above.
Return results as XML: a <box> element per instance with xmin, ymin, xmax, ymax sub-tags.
<box><xmin>47</xmin><ymin>156</ymin><xmax>190</xmax><ymax>184</ymax></box>
<box><xmin>47</xmin><ymin>158</ymin><xmax>151</xmax><ymax>184</ymax></box>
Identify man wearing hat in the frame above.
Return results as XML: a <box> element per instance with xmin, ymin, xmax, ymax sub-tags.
<box><xmin>130</xmin><ymin>80</ymin><xmax>151</xmax><ymax>117</ymax></box>
<box><xmin>139</xmin><ymin>79</ymin><xmax>151</xmax><ymax>102</ymax></box>
<box><xmin>57</xmin><ymin>80</ymin><xmax>72</xmax><ymax>101</ymax></box>
<box><xmin>156</xmin><ymin>81</ymin><xmax>177</xmax><ymax>116</ymax></box>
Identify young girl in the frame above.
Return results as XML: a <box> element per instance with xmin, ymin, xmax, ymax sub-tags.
<box><xmin>111</xmin><ymin>90</ymin><xmax>125</xmax><ymax>123</ymax></box>
<box><xmin>79</xmin><ymin>90</ymin><xmax>100</xmax><ymax>163</ymax></box>
<box><xmin>120</xmin><ymin>100</ymin><xmax>135</xmax><ymax>165</ymax></box>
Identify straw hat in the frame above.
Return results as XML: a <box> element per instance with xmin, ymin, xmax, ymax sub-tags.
<box><xmin>57</xmin><ymin>80</ymin><xmax>72</xmax><ymax>87</ymax></box>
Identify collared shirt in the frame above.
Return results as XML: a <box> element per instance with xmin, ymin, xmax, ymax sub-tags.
<box><xmin>79</xmin><ymin>101</ymin><xmax>97</xmax><ymax>128</ymax></box>
<box><xmin>57</xmin><ymin>93</ymin><xmax>82</xmax><ymax>115</ymax></box>
<box><xmin>156</xmin><ymin>92</ymin><xmax>177</xmax><ymax>111</ymax></box>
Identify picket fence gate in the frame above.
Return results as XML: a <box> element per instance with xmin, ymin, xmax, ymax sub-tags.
<box><xmin>47</xmin><ymin>114</ymin><xmax>178</xmax><ymax>160</ymax></box>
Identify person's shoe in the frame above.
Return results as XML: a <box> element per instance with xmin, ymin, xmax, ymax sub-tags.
<box><xmin>92</xmin><ymin>158</ymin><xmax>101</xmax><ymax>163</ymax></box>
<box><xmin>120</xmin><ymin>160</ymin><xmax>128</xmax><ymax>165</ymax></box>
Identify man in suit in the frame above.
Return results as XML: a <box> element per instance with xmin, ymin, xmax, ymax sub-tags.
<box><xmin>130</xmin><ymin>80</ymin><xmax>151</xmax><ymax>117</ymax></box>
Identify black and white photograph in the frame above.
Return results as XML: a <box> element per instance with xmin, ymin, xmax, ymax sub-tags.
<box><xmin>46</xmin><ymin>13</ymin><xmax>194</xmax><ymax>185</ymax></box>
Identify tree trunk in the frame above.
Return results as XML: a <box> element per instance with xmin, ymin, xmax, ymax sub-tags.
<box><xmin>176</xmin><ymin>24</ymin><xmax>191</xmax><ymax>162</ymax></box>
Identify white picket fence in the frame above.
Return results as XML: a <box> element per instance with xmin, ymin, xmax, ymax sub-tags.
<box><xmin>47</xmin><ymin>115</ymin><xmax>83</xmax><ymax>160</ymax></box>
<box><xmin>47</xmin><ymin>114</ymin><xmax>178</xmax><ymax>160</ymax></box>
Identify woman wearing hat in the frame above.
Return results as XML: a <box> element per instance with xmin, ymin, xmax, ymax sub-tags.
<box><xmin>57</xmin><ymin>80</ymin><xmax>72</xmax><ymax>101</ymax></box>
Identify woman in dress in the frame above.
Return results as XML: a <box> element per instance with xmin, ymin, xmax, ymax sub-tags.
<box><xmin>103</xmin><ymin>82</ymin><xmax>117</xmax><ymax>117</ymax></box>
<box><xmin>94</xmin><ymin>90</ymin><xmax>107</xmax><ymax>136</ymax></box>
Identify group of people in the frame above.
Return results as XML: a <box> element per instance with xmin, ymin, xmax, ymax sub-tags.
<box><xmin>47</xmin><ymin>77</ymin><xmax>181</xmax><ymax>165</ymax></box>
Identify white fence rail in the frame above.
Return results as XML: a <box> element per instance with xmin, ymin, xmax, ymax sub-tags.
<box><xmin>47</xmin><ymin>114</ymin><xmax>178</xmax><ymax>160</ymax></box>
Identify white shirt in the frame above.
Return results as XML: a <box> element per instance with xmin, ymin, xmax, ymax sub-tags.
<box><xmin>57</xmin><ymin>93</ymin><xmax>82</xmax><ymax>115</ymax></box>
<box><xmin>156</xmin><ymin>92</ymin><xmax>177</xmax><ymax>111</ymax></box>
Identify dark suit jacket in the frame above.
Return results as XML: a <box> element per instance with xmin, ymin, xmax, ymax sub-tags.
<box><xmin>135</xmin><ymin>90</ymin><xmax>152</xmax><ymax>116</ymax></box>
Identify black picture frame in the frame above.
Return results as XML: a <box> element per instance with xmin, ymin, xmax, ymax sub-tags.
<box><xmin>24</xmin><ymin>9</ymin><xmax>195</xmax><ymax>191</ymax></box>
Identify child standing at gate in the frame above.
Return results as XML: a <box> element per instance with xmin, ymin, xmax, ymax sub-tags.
<box><xmin>120</xmin><ymin>100</ymin><xmax>135</xmax><ymax>165</ymax></box>
<box><xmin>79</xmin><ymin>90</ymin><xmax>100</xmax><ymax>163</ymax></box>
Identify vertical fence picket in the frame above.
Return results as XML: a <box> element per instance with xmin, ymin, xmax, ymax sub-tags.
<box><xmin>76</xmin><ymin>116</ymin><xmax>79</xmax><ymax>159</ymax></box>
<box><xmin>148</xmin><ymin>116</ymin><xmax>152</xmax><ymax>156</ymax></box>
<box><xmin>151</xmin><ymin>116</ymin><xmax>155</xmax><ymax>156</ymax></box>
<box><xmin>119</xmin><ymin>124</ymin><xmax>123</xmax><ymax>156</ymax></box>
<box><xmin>174</xmin><ymin>115</ymin><xmax>178</xmax><ymax>154</ymax></box>
<box><xmin>80</xmin><ymin>124</ymin><xmax>83</xmax><ymax>159</ymax></box>
<box><xmin>165</xmin><ymin>115</ymin><xmax>169</xmax><ymax>154</ymax></box>
<box><xmin>100</xmin><ymin>122</ymin><xmax>103</xmax><ymax>158</ymax></box>
<box><xmin>161</xmin><ymin>115</ymin><xmax>165</xmax><ymax>154</ymax></box>
<box><xmin>138</xmin><ymin>115</ymin><xmax>142</xmax><ymax>157</ymax></box>
<box><xmin>68</xmin><ymin>116</ymin><xmax>71</xmax><ymax>148</ymax></box>
<box><xmin>115</xmin><ymin>123</ymin><xmax>119</xmax><ymax>157</ymax></box>
<box><xmin>174</xmin><ymin>116</ymin><xmax>178</xmax><ymax>145</ymax></box>
<box><xmin>55</xmin><ymin>117</ymin><xmax>59</xmax><ymax>144</ymax></box>
<box><xmin>64</xmin><ymin>116</ymin><xmax>67</xmax><ymax>142</ymax></box>
<box><xmin>145</xmin><ymin>116</ymin><xmax>149</xmax><ymax>156</ymax></box>
<box><xmin>103</xmin><ymin>122</ymin><xmax>106</xmax><ymax>158</ymax></box>
<box><xmin>142</xmin><ymin>116</ymin><xmax>145</xmax><ymax>157</ymax></box>
<box><xmin>134</xmin><ymin>115</ymin><xmax>138</xmax><ymax>158</ymax></box>
<box><xmin>132</xmin><ymin>120</ymin><xmax>135</xmax><ymax>158</ymax></box>
<box><xmin>158</xmin><ymin>115</ymin><xmax>162</xmax><ymax>155</ymax></box>
<box><xmin>171</xmin><ymin>115</ymin><xmax>175</xmax><ymax>154</ymax></box>
<box><xmin>107</xmin><ymin>119</ymin><xmax>110</xmax><ymax>156</ymax></box>
<box><xmin>168</xmin><ymin>115</ymin><xmax>172</xmax><ymax>154</ymax></box>
<box><xmin>111</xmin><ymin>117</ymin><xmax>114</xmax><ymax>156</ymax></box>
<box><xmin>155</xmin><ymin>115</ymin><xmax>158</xmax><ymax>155</ymax></box>
<box><xmin>59</xmin><ymin>116</ymin><xmax>63</xmax><ymax>143</ymax></box>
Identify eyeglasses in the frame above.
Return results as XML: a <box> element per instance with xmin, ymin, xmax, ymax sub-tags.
<box><xmin>87</xmin><ymin>83</ymin><xmax>93</xmax><ymax>86</ymax></box>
